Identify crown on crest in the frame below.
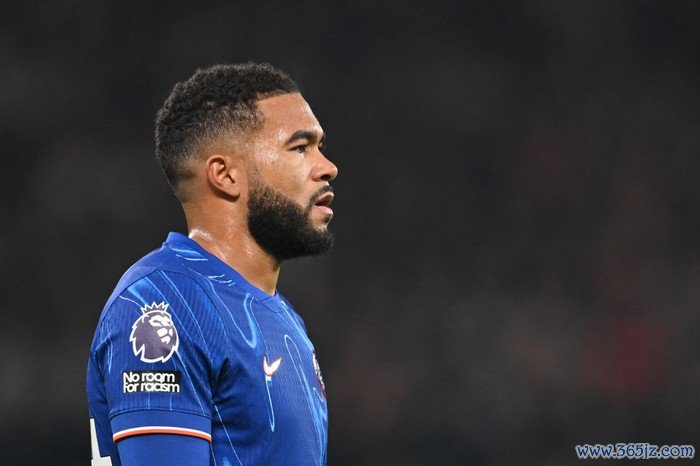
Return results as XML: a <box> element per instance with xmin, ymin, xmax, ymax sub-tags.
<box><xmin>140</xmin><ymin>301</ymin><xmax>170</xmax><ymax>314</ymax></box>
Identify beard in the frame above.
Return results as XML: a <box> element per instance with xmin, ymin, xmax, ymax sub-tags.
<box><xmin>247</xmin><ymin>175</ymin><xmax>334</xmax><ymax>262</ymax></box>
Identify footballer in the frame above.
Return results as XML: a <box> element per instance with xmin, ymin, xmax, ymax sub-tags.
<box><xmin>87</xmin><ymin>63</ymin><xmax>337</xmax><ymax>465</ymax></box>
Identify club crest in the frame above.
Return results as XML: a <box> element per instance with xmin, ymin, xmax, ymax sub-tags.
<box><xmin>130</xmin><ymin>302</ymin><xmax>179</xmax><ymax>363</ymax></box>
<box><xmin>312</xmin><ymin>350</ymin><xmax>326</xmax><ymax>399</ymax></box>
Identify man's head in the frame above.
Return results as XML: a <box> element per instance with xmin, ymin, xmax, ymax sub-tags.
<box><xmin>155</xmin><ymin>63</ymin><xmax>338</xmax><ymax>261</ymax></box>
<box><xmin>155</xmin><ymin>63</ymin><xmax>299</xmax><ymax>195</ymax></box>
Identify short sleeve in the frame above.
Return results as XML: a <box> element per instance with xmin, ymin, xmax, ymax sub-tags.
<box><xmin>91</xmin><ymin>270</ymin><xmax>225</xmax><ymax>443</ymax></box>
<box><xmin>117</xmin><ymin>432</ymin><xmax>210</xmax><ymax>466</ymax></box>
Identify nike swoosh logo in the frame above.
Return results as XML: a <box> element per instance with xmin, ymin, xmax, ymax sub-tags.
<box><xmin>263</xmin><ymin>356</ymin><xmax>282</xmax><ymax>377</ymax></box>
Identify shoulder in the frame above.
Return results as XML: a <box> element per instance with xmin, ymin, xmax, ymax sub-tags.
<box><xmin>277</xmin><ymin>293</ymin><xmax>308</xmax><ymax>331</ymax></box>
<box><xmin>90</xmin><ymin>250</ymin><xmax>227</xmax><ymax>366</ymax></box>
<box><xmin>97</xmin><ymin>243</ymin><xmax>216</xmax><ymax>329</ymax></box>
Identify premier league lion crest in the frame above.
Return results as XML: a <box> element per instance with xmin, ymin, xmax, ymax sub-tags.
<box><xmin>130</xmin><ymin>302</ymin><xmax>179</xmax><ymax>363</ymax></box>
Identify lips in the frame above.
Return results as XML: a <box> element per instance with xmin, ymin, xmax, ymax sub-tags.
<box><xmin>311</xmin><ymin>189</ymin><xmax>334</xmax><ymax>219</ymax></box>
<box><xmin>314</xmin><ymin>191</ymin><xmax>334</xmax><ymax>208</ymax></box>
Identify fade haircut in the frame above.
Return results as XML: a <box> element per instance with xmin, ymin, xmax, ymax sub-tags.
<box><xmin>155</xmin><ymin>63</ymin><xmax>298</xmax><ymax>199</ymax></box>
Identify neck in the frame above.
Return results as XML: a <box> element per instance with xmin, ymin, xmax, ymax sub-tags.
<box><xmin>185</xmin><ymin>212</ymin><xmax>281</xmax><ymax>296</ymax></box>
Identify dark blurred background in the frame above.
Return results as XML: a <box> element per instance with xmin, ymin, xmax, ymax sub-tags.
<box><xmin>1</xmin><ymin>1</ymin><xmax>699</xmax><ymax>465</ymax></box>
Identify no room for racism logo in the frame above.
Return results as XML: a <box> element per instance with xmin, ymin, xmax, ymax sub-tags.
<box><xmin>123</xmin><ymin>370</ymin><xmax>181</xmax><ymax>393</ymax></box>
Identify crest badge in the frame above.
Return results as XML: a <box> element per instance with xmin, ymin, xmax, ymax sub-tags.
<box><xmin>312</xmin><ymin>350</ymin><xmax>326</xmax><ymax>399</ymax></box>
<box><xmin>129</xmin><ymin>302</ymin><xmax>179</xmax><ymax>363</ymax></box>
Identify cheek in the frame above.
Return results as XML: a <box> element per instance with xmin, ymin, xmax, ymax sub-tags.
<box><xmin>251</xmin><ymin>145</ymin><xmax>310</xmax><ymax>196</ymax></box>
<box><xmin>267</xmin><ymin>161</ymin><xmax>308</xmax><ymax>193</ymax></box>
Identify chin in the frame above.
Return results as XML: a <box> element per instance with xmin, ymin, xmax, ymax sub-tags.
<box><xmin>309</xmin><ymin>213</ymin><xmax>332</xmax><ymax>228</ymax></box>
<box><xmin>311</xmin><ymin>222</ymin><xmax>329</xmax><ymax>232</ymax></box>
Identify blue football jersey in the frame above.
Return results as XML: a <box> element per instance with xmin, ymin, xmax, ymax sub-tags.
<box><xmin>87</xmin><ymin>232</ymin><xmax>328</xmax><ymax>465</ymax></box>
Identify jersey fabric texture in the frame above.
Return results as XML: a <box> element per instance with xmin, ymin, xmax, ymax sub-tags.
<box><xmin>87</xmin><ymin>232</ymin><xmax>328</xmax><ymax>465</ymax></box>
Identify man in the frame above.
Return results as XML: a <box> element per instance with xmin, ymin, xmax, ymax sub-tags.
<box><xmin>87</xmin><ymin>63</ymin><xmax>338</xmax><ymax>466</ymax></box>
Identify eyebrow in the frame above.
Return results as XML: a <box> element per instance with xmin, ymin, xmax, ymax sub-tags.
<box><xmin>284</xmin><ymin>129</ymin><xmax>326</xmax><ymax>146</ymax></box>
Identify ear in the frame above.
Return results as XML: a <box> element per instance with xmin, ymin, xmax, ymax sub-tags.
<box><xmin>204</xmin><ymin>154</ymin><xmax>244</xmax><ymax>199</ymax></box>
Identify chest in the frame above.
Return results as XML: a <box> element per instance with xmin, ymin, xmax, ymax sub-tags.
<box><xmin>210</xmin><ymin>290</ymin><xmax>328</xmax><ymax>440</ymax></box>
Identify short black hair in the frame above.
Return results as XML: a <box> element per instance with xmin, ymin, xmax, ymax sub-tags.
<box><xmin>155</xmin><ymin>63</ymin><xmax>298</xmax><ymax>197</ymax></box>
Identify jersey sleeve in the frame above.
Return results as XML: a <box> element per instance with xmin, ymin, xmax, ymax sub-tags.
<box><xmin>91</xmin><ymin>269</ymin><xmax>227</xmax><ymax>444</ymax></box>
<box><xmin>117</xmin><ymin>433</ymin><xmax>210</xmax><ymax>466</ymax></box>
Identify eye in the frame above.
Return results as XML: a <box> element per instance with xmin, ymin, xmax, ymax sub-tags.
<box><xmin>291</xmin><ymin>144</ymin><xmax>307</xmax><ymax>154</ymax></box>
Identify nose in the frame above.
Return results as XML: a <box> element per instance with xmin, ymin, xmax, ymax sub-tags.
<box><xmin>311</xmin><ymin>150</ymin><xmax>338</xmax><ymax>182</ymax></box>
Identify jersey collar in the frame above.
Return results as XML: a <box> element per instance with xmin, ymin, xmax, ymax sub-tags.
<box><xmin>164</xmin><ymin>231</ymin><xmax>279</xmax><ymax>302</ymax></box>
